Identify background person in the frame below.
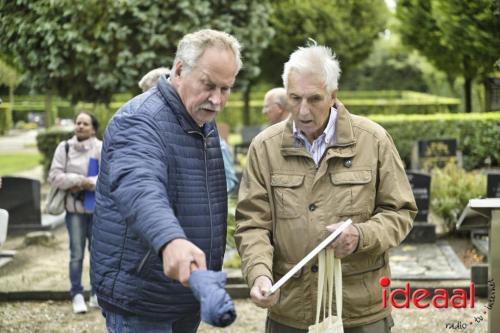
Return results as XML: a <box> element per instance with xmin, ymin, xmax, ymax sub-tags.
<box><xmin>217</xmin><ymin>122</ymin><xmax>238</xmax><ymax>194</ymax></box>
<box><xmin>235</xmin><ymin>44</ymin><xmax>417</xmax><ymax>333</ymax></box>
<box><xmin>90</xmin><ymin>29</ymin><xmax>242</xmax><ymax>333</ymax></box>
<box><xmin>138</xmin><ymin>67</ymin><xmax>170</xmax><ymax>92</ymax></box>
<box><xmin>262</xmin><ymin>87</ymin><xmax>289</xmax><ymax>125</ymax></box>
<box><xmin>48</xmin><ymin>112</ymin><xmax>102</xmax><ymax>314</ymax></box>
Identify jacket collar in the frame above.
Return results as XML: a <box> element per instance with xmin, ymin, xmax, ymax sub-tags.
<box><xmin>157</xmin><ymin>74</ymin><xmax>216</xmax><ymax>137</ymax></box>
<box><xmin>280</xmin><ymin>100</ymin><xmax>356</xmax><ymax>159</ymax></box>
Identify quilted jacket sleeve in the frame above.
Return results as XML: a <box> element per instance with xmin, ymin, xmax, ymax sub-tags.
<box><xmin>107</xmin><ymin>112</ymin><xmax>186</xmax><ymax>255</ymax></box>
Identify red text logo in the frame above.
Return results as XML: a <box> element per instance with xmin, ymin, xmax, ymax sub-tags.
<box><xmin>379</xmin><ymin>276</ymin><xmax>475</xmax><ymax>309</ymax></box>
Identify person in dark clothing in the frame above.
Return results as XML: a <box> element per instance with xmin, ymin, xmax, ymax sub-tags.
<box><xmin>90</xmin><ymin>29</ymin><xmax>242</xmax><ymax>333</ymax></box>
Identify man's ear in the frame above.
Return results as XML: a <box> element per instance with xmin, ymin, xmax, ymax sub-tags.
<box><xmin>331</xmin><ymin>89</ymin><xmax>338</xmax><ymax>106</ymax></box>
<box><xmin>174</xmin><ymin>61</ymin><xmax>183</xmax><ymax>78</ymax></box>
<box><xmin>331</xmin><ymin>89</ymin><xmax>338</xmax><ymax>101</ymax></box>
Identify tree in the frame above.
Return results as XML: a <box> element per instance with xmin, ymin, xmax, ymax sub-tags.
<box><xmin>259</xmin><ymin>0</ymin><xmax>389</xmax><ymax>88</ymax></box>
<box><xmin>341</xmin><ymin>36</ymin><xmax>429</xmax><ymax>92</ymax></box>
<box><xmin>0</xmin><ymin>57</ymin><xmax>22</xmax><ymax>131</ymax></box>
<box><xmin>397</xmin><ymin>0</ymin><xmax>500</xmax><ymax>112</ymax></box>
<box><xmin>0</xmin><ymin>0</ymin><xmax>272</xmax><ymax>125</ymax></box>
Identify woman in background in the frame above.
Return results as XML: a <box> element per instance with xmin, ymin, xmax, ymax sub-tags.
<box><xmin>48</xmin><ymin>112</ymin><xmax>102</xmax><ymax>314</ymax></box>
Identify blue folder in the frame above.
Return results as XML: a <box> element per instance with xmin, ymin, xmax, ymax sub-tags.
<box><xmin>83</xmin><ymin>158</ymin><xmax>99</xmax><ymax>211</ymax></box>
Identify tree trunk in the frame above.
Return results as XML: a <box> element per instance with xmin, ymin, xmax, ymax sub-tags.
<box><xmin>464</xmin><ymin>77</ymin><xmax>472</xmax><ymax>113</ymax></box>
<box><xmin>242</xmin><ymin>84</ymin><xmax>251</xmax><ymax>126</ymax></box>
<box><xmin>45</xmin><ymin>92</ymin><xmax>53</xmax><ymax>128</ymax></box>
<box><xmin>6</xmin><ymin>83</ymin><xmax>14</xmax><ymax>131</ymax></box>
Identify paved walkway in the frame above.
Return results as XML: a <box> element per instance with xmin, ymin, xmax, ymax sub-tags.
<box><xmin>0</xmin><ymin>129</ymin><xmax>39</xmax><ymax>153</ymax></box>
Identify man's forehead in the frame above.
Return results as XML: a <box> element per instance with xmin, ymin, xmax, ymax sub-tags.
<box><xmin>199</xmin><ymin>69</ymin><xmax>235</xmax><ymax>87</ymax></box>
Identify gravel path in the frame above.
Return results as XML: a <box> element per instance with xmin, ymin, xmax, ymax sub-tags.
<box><xmin>0</xmin><ymin>299</ymin><xmax>489</xmax><ymax>332</ymax></box>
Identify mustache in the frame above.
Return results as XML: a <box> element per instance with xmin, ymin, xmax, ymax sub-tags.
<box><xmin>198</xmin><ymin>102</ymin><xmax>221</xmax><ymax>112</ymax></box>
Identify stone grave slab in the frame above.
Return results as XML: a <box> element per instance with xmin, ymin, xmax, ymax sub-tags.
<box><xmin>390</xmin><ymin>241</ymin><xmax>469</xmax><ymax>280</ymax></box>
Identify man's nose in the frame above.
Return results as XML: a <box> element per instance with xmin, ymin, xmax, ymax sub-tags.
<box><xmin>209</xmin><ymin>88</ymin><xmax>222</xmax><ymax>105</ymax></box>
<box><xmin>299</xmin><ymin>100</ymin><xmax>309</xmax><ymax>116</ymax></box>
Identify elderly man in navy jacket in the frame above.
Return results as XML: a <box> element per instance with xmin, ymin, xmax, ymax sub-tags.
<box><xmin>90</xmin><ymin>29</ymin><xmax>242</xmax><ymax>333</ymax></box>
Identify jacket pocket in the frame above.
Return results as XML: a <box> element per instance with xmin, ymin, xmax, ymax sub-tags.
<box><xmin>271</xmin><ymin>261</ymin><xmax>307</xmax><ymax>322</ymax></box>
<box><xmin>342</xmin><ymin>253</ymin><xmax>390</xmax><ymax>318</ymax></box>
<box><xmin>330</xmin><ymin>170</ymin><xmax>374</xmax><ymax>214</ymax></box>
<box><xmin>271</xmin><ymin>174</ymin><xmax>305</xmax><ymax>219</ymax></box>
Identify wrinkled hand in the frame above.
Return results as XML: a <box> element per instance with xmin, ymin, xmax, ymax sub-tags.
<box><xmin>68</xmin><ymin>185</ymin><xmax>82</xmax><ymax>193</ymax></box>
<box><xmin>81</xmin><ymin>178</ymin><xmax>94</xmax><ymax>191</ymax></box>
<box><xmin>326</xmin><ymin>223</ymin><xmax>360</xmax><ymax>258</ymax></box>
<box><xmin>162</xmin><ymin>239</ymin><xmax>206</xmax><ymax>287</ymax></box>
<box><xmin>250</xmin><ymin>276</ymin><xmax>279</xmax><ymax>309</ymax></box>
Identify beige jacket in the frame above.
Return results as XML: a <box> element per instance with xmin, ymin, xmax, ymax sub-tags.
<box><xmin>48</xmin><ymin>136</ymin><xmax>102</xmax><ymax>213</ymax></box>
<box><xmin>235</xmin><ymin>103</ymin><xmax>417</xmax><ymax>329</ymax></box>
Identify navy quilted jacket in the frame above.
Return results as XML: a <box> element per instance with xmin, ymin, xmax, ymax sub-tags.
<box><xmin>90</xmin><ymin>75</ymin><xmax>227</xmax><ymax>318</ymax></box>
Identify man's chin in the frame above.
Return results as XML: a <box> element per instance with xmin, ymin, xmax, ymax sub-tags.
<box><xmin>195</xmin><ymin>114</ymin><xmax>217</xmax><ymax>126</ymax></box>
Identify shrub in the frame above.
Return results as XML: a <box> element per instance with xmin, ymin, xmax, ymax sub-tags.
<box><xmin>430</xmin><ymin>163</ymin><xmax>486</xmax><ymax>232</ymax></box>
<box><xmin>36</xmin><ymin>129</ymin><xmax>73</xmax><ymax>181</ymax></box>
<box><xmin>370</xmin><ymin>112</ymin><xmax>500</xmax><ymax>170</ymax></box>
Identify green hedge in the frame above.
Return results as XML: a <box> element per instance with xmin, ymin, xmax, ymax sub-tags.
<box><xmin>36</xmin><ymin>129</ymin><xmax>73</xmax><ymax>181</ymax></box>
<box><xmin>370</xmin><ymin>112</ymin><xmax>500</xmax><ymax>170</ymax></box>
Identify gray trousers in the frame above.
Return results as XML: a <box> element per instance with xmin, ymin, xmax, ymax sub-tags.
<box><xmin>265</xmin><ymin>316</ymin><xmax>394</xmax><ymax>333</ymax></box>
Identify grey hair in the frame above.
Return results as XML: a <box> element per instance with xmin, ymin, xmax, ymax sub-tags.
<box><xmin>282</xmin><ymin>43</ymin><xmax>341</xmax><ymax>94</ymax></box>
<box><xmin>171</xmin><ymin>29</ymin><xmax>242</xmax><ymax>76</ymax></box>
<box><xmin>138</xmin><ymin>67</ymin><xmax>170</xmax><ymax>92</ymax></box>
<box><xmin>267</xmin><ymin>87</ymin><xmax>288</xmax><ymax>109</ymax></box>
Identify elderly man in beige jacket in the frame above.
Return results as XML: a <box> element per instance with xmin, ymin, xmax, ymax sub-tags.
<box><xmin>235</xmin><ymin>44</ymin><xmax>417</xmax><ymax>333</ymax></box>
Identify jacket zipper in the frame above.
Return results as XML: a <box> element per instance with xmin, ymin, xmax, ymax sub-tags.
<box><xmin>188</xmin><ymin>129</ymin><xmax>215</xmax><ymax>269</ymax></box>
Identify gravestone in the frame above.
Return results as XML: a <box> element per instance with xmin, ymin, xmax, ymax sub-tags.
<box><xmin>411</xmin><ymin>138</ymin><xmax>458</xmax><ymax>171</ymax></box>
<box><xmin>404</xmin><ymin>171</ymin><xmax>436</xmax><ymax>243</ymax></box>
<box><xmin>487</xmin><ymin>172</ymin><xmax>500</xmax><ymax>198</ymax></box>
<box><xmin>406</xmin><ymin>171</ymin><xmax>431</xmax><ymax>222</ymax></box>
<box><xmin>485</xmin><ymin>77</ymin><xmax>500</xmax><ymax>111</ymax></box>
<box><xmin>0</xmin><ymin>176</ymin><xmax>42</xmax><ymax>233</ymax></box>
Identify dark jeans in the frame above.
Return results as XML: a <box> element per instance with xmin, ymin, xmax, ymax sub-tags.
<box><xmin>265</xmin><ymin>316</ymin><xmax>394</xmax><ymax>333</ymax></box>
<box><xmin>65</xmin><ymin>212</ymin><xmax>93</xmax><ymax>297</ymax></box>
<box><xmin>103</xmin><ymin>310</ymin><xmax>201</xmax><ymax>333</ymax></box>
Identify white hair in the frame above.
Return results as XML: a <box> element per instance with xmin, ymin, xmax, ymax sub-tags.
<box><xmin>171</xmin><ymin>29</ymin><xmax>242</xmax><ymax>76</ymax></box>
<box><xmin>282</xmin><ymin>44</ymin><xmax>341</xmax><ymax>94</ymax></box>
<box><xmin>138</xmin><ymin>67</ymin><xmax>170</xmax><ymax>92</ymax></box>
<box><xmin>266</xmin><ymin>87</ymin><xmax>288</xmax><ymax>109</ymax></box>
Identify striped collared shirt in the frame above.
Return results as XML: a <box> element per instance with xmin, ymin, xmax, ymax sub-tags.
<box><xmin>293</xmin><ymin>107</ymin><xmax>337</xmax><ymax>167</ymax></box>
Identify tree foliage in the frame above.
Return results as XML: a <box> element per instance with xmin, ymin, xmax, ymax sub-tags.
<box><xmin>0</xmin><ymin>0</ymin><xmax>272</xmax><ymax>104</ymax></box>
<box><xmin>396</xmin><ymin>0</ymin><xmax>500</xmax><ymax>112</ymax></box>
<box><xmin>259</xmin><ymin>0</ymin><xmax>389</xmax><ymax>86</ymax></box>
<box><xmin>342</xmin><ymin>36</ymin><xmax>429</xmax><ymax>92</ymax></box>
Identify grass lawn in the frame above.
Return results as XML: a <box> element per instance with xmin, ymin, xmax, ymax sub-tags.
<box><xmin>0</xmin><ymin>153</ymin><xmax>42</xmax><ymax>176</ymax></box>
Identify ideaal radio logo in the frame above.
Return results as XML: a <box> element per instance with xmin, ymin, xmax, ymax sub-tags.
<box><xmin>379</xmin><ymin>277</ymin><xmax>496</xmax><ymax>330</ymax></box>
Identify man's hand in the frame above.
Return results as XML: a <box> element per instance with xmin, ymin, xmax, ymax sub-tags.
<box><xmin>81</xmin><ymin>178</ymin><xmax>95</xmax><ymax>191</ymax></box>
<box><xmin>250</xmin><ymin>276</ymin><xmax>279</xmax><ymax>309</ymax></box>
<box><xmin>68</xmin><ymin>185</ymin><xmax>82</xmax><ymax>193</ymax></box>
<box><xmin>161</xmin><ymin>239</ymin><xmax>206</xmax><ymax>287</ymax></box>
<box><xmin>326</xmin><ymin>223</ymin><xmax>360</xmax><ymax>258</ymax></box>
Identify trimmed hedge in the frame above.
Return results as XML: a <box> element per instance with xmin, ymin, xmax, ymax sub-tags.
<box><xmin>36</xmin><ymin>129</ymin><xmax>73</xmax><ymax>181</ymax></box>
<box><xmin>370</xmin><ymin>112</ymin><xmax>500</xmax><ymax>170</ymax></box>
